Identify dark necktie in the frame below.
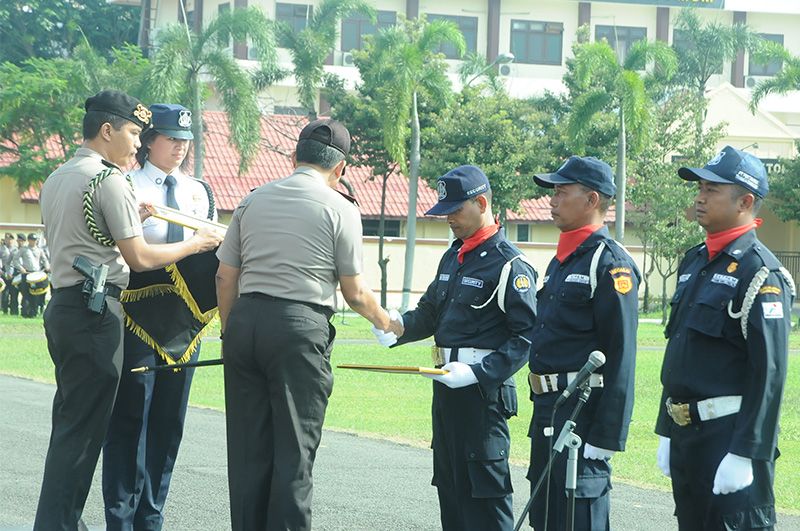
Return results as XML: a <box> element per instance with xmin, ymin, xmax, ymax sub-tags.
<box><xmin>164</xmin><ymin>175</ymin><xmax>184</xmax><ymax>243</ymax></box>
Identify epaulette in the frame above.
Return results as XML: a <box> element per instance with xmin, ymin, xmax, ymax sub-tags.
<box><xmin>495</xmin><ymin>239</ymin><xmax>520</xmax><ymax>261</ymax></box>
<box><xmin>336</xmin><ymin>189</ymin><xmax>360</xmax><ymax>206</ymax></box>
<box><xmin>752</xmin><ymin>244</ymin><xmax>782</xmax><ymax>271</ymax></box>
<box><xmin>101</xmin><ymin>159</ymin><xmax>120</xmax><ymax>170</ymax></box>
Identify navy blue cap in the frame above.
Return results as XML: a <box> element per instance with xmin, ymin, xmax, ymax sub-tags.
<box><xmin>534</xmin><ymin>156</ymin><xmax>616</xmax><ymax>197</ymax></box>
<box><xmin>84</xmin><ymin>90</ymin><xmax>151</xmax><ymax>129</ymax></box>
<box><xmin>425</xmin><ymin>165</ymin><xmax>491</xmax><ymax>216</ymax></box>
<box><xmin>678</xmin><ymin>145</ymin><xmax>768</xmax><ymax>198</ymax></box>
<box><xmin>149</xmin><ymin>103</ymin><xmax>194</xmax><ymax>140</ymax></box>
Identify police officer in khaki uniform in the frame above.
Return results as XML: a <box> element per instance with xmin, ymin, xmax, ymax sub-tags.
<box><xmin>34</xmin><ymin>90</ymin><xmax>222</xmax><ymax>531</ymax></box>
<box><xmin>216</xmin><ymin>119</ymin><xmax>399</xmax><ymax>531</ymax></box>
<box><xmin>13</xmin><ymin>233</ymin><xmax>49</xmax><ymax>317</ymax></box>
<box><xmin>0</xmin><ymin>232</ymin><xmax>15</xmax><ymax>313</ymax></box>
<box><xmin>6</xmin><ymin>234</ymin><xmax>26</xmax><ymax>315</ymax></box>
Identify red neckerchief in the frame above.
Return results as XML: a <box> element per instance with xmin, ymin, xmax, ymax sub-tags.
<box><xmin>458</xmin><ymin>223</ymin><xmax>500</xmax><ymax>264</ymax></box>
<box><xmin>556</xmin><ymin>224</ymin><xmax>603</xmax><ymax>263</ymax></box>
<box><xmin>705</xmin><ymin>219</ymin><xmax>762</xmax><ymax>261</ymax></box>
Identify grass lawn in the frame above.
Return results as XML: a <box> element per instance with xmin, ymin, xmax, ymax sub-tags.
<box><xmin>2</xmin><ymin>312</ymin><xmax>799</xmax><ymax>513</ymax></box>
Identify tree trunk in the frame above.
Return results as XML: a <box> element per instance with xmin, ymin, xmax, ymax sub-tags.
<box><xmin>615</xmin><ymin>107</ymin><xmax>626</xmax><ymax>243</ymax></box>
<box><xmin>379</xmin><ymin>172</ymin><xmax>390</xmax><ymax>308</ymax></box>
<box><xmin>401</xmin><ymin>91</ymin><xmax>421</xmax><ymax>312</ymax></box>
<box><xmin>192</xmin><ymin>74</ymin><xmax>204</xmax><ymax>181</ymax></box>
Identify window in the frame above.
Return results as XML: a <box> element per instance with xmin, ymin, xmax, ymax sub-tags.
<box><xmin>427</xmin><ymin>14</ymin><xmax>477</xmax><ymax>59</ymax></box>
<box><xmin>595</xmin><ymin>25</ymin><xmax>647</xmax><ymax>63</ymax></box>
<box><xmin>362</xmin><ymin>219</ymin><xmax>401</xmax><ymax>237</ymax></box>
<box><xmin>185</xmin><ymin>10</ymin><xmax>195</xmax><ymax>32</ymax></box>
<box><xmin>341</xmin><ymin>11</ymin><xmax>396</xmax><ymax>52</ymax></box>
<box><xmin>517</xmin><ymin>224</ymin><xmax>530</xmax><ymax>242</ymax></box>
<box><xmin>749</xmin><ymin>34</ymin><xmax>784</xmax><ymax>76</ymax></box>
<box><xmin>276</xmin><ymin>3</ymin><xmax>312</xmax><ymax>46</ymax></box>
<box><xmin>672</xmin><ymin>29</ymin><xmax>723</xmax><ymax>75</ymax></box>
<box><xmin>510</xmin><ymin>20</ymin><xmax>563</xmax><ymax>65</ymax></box>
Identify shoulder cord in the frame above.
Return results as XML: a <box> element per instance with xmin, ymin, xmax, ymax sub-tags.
<box><xmin>83</xmin><ymin>168</ymin><xmax>134</xmax><ymax>247</ymax></box>
<box><xmin>193</xmin><ymin>178</ymin><xmax>216</xmax><ymax>220</ymax></box>
<box><xmin>727</xmin><ymin>266</ymin><xmax>770</xmax><ymax>340</ymax></box>
<box><xmin>471</xmin><ymin>253</ymin><xmax>536</xmax><ymax>313</ymax></box>
<box><xmin>588</xmin><ymin>242</ymin><xmax>607</xmax><ymax>299</ymax></box>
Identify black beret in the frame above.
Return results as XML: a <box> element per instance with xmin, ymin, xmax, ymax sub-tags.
<box><xmin>84</xmin><ymin>90</ymin><xmax>152</xmax><ymax>129</ymax></box>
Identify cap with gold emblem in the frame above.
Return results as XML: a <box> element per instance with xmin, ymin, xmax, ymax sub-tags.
<box><xmin>84</xmin><ymin>90</ymin><xmax>152</xmax><ymax>129</ymax></box>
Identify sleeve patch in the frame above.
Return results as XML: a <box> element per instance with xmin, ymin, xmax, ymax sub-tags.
<box><xmin>758</xmin><ymin>285</ymin><xmax>782</xmax><ymax>296</ymax></box>
<box><xmin>513</xmin><ymin>274</ymin><xmax>531</xmax><ymax>293</ymax></box>
<box><xmin>762</xmin><ymin>301</ymin><xmax>784</xmax><ymax>319</ymax></box>
<box><xmin>610</xmin><ymin>267</ymin><xmax>633</xmax><ymax>294</ymax></box>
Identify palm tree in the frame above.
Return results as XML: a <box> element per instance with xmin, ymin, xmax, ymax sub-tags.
<box><xmin>147</xmin><ymin>6</ymin><xmax>282</xmax><ymax>180</ymax></box>
<box><xmin>356</xmin><ymin>16</ymin><xmax>465</xmax><ymax>310</ymax></box>
<box><xmin>278</xmin><ymin>0</ymin><xmax>374</xmax><ymax>117</ymax></box>
<box><xmin>749</xmin><ymin>41</ymin><xmax>800</xmax><ymax>110</ymax></box>
<box><xmin>568</xmin><ymin>37</ymin><xmax>676</xmax><ymax>242</ymax></box>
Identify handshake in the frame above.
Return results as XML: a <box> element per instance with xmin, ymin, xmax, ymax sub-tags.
<box><xmin>371</xmin><ymin>309</ymin><xmax>405</xmax><ymax>347</ymax></box>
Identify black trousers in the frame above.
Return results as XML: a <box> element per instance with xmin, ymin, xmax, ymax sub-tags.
<box><xmin>34</xmin><ymin>287</ymin><xmax>124</xmax><ymax>531</ymax></box>
<box><xmin>1</xmin><ymin>274</ymin><xmax>16</xmax><ymax>313</ymax></box>
<box><xmin>668</xmin><ymin>414</ymin><xmax>777</xmax><ymax>530</ymax></box>
<box><xmin>223</xmin><ymin>294</ymin><xmax>334</xmax><ymax>531</ymax></box>
<box><xmin>527</xmin><ymin>403</ymin><xmax>611</xmax><ymax>531</ymax></box>
<box><xmin>431</xmin><ymin>381</ymin><xmax>515</xmax><ymax>531</ymax></box>
<box><xmin>103</xmin><ymin>331</ymin><xmax>199</xmax><ymax>531</ymax></box>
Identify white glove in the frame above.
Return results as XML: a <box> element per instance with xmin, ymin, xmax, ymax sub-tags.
<box><xmin>583</xmin><ymin>443</ymin><xmax>615</xmax><ymax>461</ymax></box>
<box><xmin>388</xmin><ymin>308</ymin><xmax>403</xmax><ymax>326</ymax></box>
<box><xmin>713</xmin><ymin>453</ymin><xmax>753</xmax><ymax>495</ymax></box>
<box><xmin>657</xmin><ymin>436</ymin><xmax>671</xmax><ymax>477</ymax></box>
<box><xmin>423</xmin><ymin>361</ymin><xmax>478</xmax><ymax>388</ymax></box>
<box><xmin>370</xmin><ymin>326</ymin><xmax>397</xmax><ymax>347</ymax></box>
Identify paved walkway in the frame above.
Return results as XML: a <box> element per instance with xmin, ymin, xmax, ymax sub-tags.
<box><xmin>1</xmin><ymin>374</ymin><xmax>798</xmax><ymax>530</ymax></box>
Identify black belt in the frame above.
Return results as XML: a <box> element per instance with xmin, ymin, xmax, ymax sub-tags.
<box><xmin>52</xmin><ymin>282</ymin><xmax>122</xmax><ymax>299</ymax></box>
<box><xmin>241</xmin><ymin>292</ymin><xmax>334</xmax><ymax>320</ymax></box>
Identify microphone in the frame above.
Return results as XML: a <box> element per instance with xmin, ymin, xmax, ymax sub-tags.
<box><xmin>554</xmin><ymin>351</ymin><xmax>606</xmax><ymax>408</ymax></box>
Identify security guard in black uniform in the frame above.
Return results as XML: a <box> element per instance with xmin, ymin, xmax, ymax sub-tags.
<box><xmin>655</xmin><ymin>146</ymin><xmax>794</xmax><ymax>530</ymax></box>
<box><xmin>526</xmin><ymin>156</ymin><xmax>639</xmax><ymax>530</ymax></box>
<box><xmin>376</xmin><ymin>165</ymin><xmax>537</xmax><ymax>531</ymax></box>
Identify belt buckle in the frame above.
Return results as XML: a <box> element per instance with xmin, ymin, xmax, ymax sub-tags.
<box><xmin>431</xmin><ymin>346</ymin><xmax>445</xmax><ymax>367</ymax></box>
<box><xmin>666</xmin><ymin>398</ymin><xmax>691</xmax><ymax>427</ymax></box>
<box><xmin>529</xmin><ymin>373</ymin><xmax>545</xmax><ymax>395</ymax></box>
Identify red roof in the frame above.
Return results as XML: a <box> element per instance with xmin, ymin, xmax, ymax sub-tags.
<box><xmin>7</xmin><ymin>111</ymin><xmax>609</xmax><ymax>223</ymax></box>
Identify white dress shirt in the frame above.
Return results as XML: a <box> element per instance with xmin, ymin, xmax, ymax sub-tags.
<box><xmin>129</xmin><ymin>161</ymin><xmax>217</xmax><ymax>244</ymax></box>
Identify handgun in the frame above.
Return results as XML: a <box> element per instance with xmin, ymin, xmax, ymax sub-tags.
<box><xmin>72</xmin><ymin>255</ymin><xmax>109</xmax><ymax>314</ymax></box>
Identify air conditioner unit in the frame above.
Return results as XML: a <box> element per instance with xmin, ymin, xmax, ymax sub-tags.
<box><xmin>343</xmin><ymin>52</ymin><xmax>355</xmax><ymax>66</ymax></box>
<box><xmin>499</xmin><ymin>64</ymin><xmax>512</xmax><ymax>76</ymax></box>
<box><xmin>745</xmin><ymin>75</ymin><xmax>769</xmax><ymax>89</ymax></box>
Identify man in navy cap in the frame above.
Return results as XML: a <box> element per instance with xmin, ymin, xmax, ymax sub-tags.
<box><xmin>102</xmin><ymin>102</ymin><xmax>218</xmax><ymax>530</ymax></box>
<box><xmin>526</xmin><ymin>156</ymin><xmax>640</xmax><ymax>530</ymax></box>
<box><xmin>372</xmin><ymin>165</ymin><xmax>538</xmax><ymax>530</ymax></box>
<box><xmin>655</xmin><ymin>146</ymin><xmax>793</xmax><ymax>530</ymax></box>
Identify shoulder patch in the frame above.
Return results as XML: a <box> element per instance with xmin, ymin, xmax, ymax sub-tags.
<box><xmin>610</xmin><ymin>268</ymin><xmax>633</xmax><ymax>294</ymax></box>
<box><xmin>513</xmin><ymin>274</ymin><xmax>531</xmax><ymax>293</ymax></box>
<box><xmin>762</xmin><ymin>301</ymin><xmax>784</xmax><ymax>319</ymax></box>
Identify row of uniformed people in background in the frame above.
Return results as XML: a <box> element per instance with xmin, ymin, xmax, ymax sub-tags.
<box><xmin>1</xmin><ymin>232</ymin><xmax>49</xmax><ymax>317</ymax></box>
<box><xmin>29</xmin><ymin>87</ymin><xmax>791</xmax><ymax>531</ymax></box>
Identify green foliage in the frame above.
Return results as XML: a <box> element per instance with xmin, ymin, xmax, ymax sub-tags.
<box><xmin>147</xmin><ymin>6</ymin><xmax>282</xmax><ymax>177</ymax></box>
<box><xmin>0</xmin><ymin>44</ymin><xmax>151</xmax><ymax>190</ymax></box>
<box><xmin>764</xmin><ymin>143</ymin><xmax>800</xmax><ymax>224</ymax></box>
<box><xmin>354</xmin><ymin>15</ymin><xmax>464</xmax><ymax>173</ymax></box>
<box><xmin>0</xmin><ymin>0</ymin><xmax>140</xmax><ymax>64</ymax></box>
<box><xmin>672</xmin><ymin>9</ymin><xmax>761</xmax><ymax>95</ymax></box>
<box><xmin>567</xmin><ymin>38</ymin><xmax>676</xmax><ymax>155</ymax></box>
<box><xmin>749</xmin><ymin>40</ymin><xmax>800</xmax><ymax>110</ymax></box>
<box><xmin>421</xmin><ymin>89</ymin><xmax>546</xmax><ymax>219</ymax></box>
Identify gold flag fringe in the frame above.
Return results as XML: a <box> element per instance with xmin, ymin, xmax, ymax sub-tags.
<box><xmin>165</xmin><ymin>264</ymin><xmax>217</xmax><ymax>323</ymax></box>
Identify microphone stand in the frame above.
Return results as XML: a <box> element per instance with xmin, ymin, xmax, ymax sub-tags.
<box><xmin>513</xmin><ymin>384</ymin><xmax>593</xmax><ymax>531</ymax></box>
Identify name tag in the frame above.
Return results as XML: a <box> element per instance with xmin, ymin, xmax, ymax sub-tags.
<box><xmin>679</xmin><ymin>273</ymin><xmax>691</xmax><ymax>283</ymax></box>
<box><xmin>711</xmin><ymin>273</ymin><xmax>739</xmax><ymax>288</ymax></box>
<box><xmin>565</xmin><ymin>274</ymin><xmax>590</xmax><ymax>285</ymax></box>
<box><xmin>439</xmin><ymin>274</ymin><xmax>450</xmax><ymax>282</ymax></box>
<box><xmin>462</xmin><ymin>277</ymin><xmax>484</xmax><ymax>288</ymax></box>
